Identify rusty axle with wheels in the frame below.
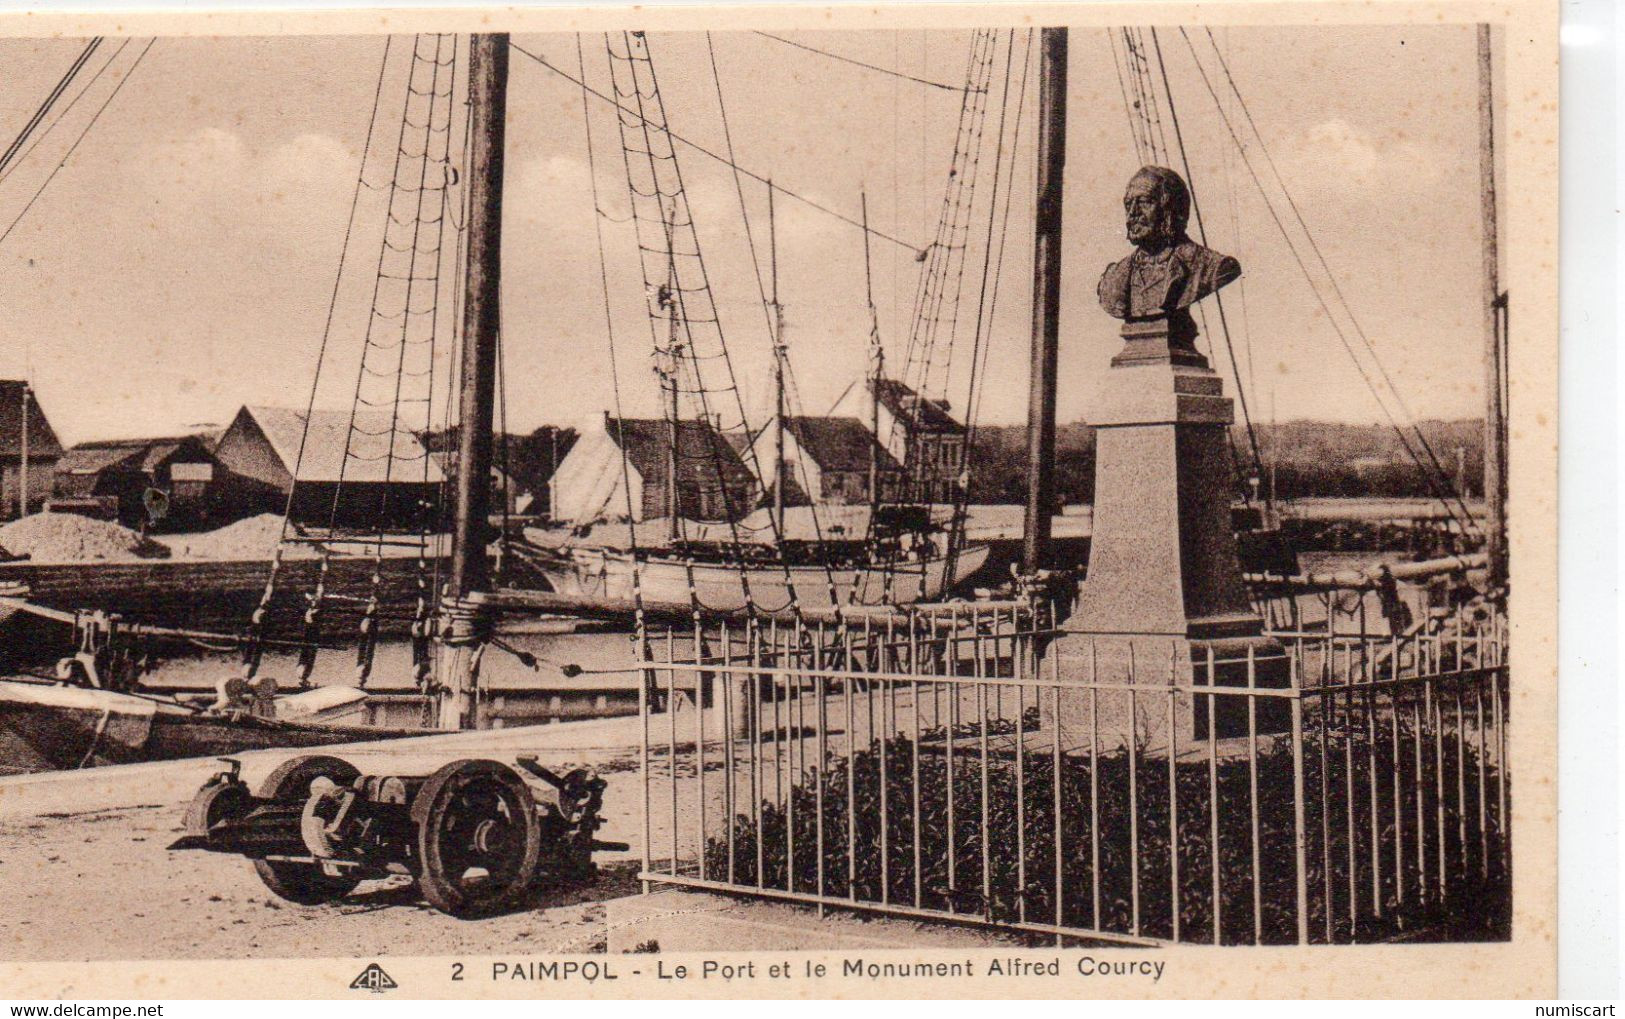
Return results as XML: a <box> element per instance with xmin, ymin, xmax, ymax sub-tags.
<box><xmin>170</xmin><ymin>754</ymin><xmax>627</xmax><ymax>918</ymax></box>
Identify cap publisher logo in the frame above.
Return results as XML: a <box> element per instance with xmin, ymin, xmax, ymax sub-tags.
<box><xmin>350</xmin><ymin>962</ymin><xmax>398</xmax><ymax>993</ymax></box>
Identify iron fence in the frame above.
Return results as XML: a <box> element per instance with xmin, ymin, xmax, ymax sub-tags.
<box><xmin>636</xmin><ymin>601</ymin><xmax>1509</xmax><ymax>946</ymax></box>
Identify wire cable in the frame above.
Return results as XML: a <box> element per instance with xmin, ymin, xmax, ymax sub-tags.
<box><xmin>753</xmin><ymin>31</ymin><xmax>984</xmax><ymax>94</ymax></box>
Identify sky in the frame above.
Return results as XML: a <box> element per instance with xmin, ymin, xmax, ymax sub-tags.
<box><xmin>0</xmin><ymin>25</ymin><xmax>1499</xmax><ymax>446</ymax></box>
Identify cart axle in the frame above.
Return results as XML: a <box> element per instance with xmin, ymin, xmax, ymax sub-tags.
<box><xmin>170</xmin><ymin>754</ymin><xmax>618</xmax><ymax>918</ymax></box>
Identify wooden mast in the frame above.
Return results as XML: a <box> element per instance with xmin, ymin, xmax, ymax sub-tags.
<box><xmin>1022</xmin><ymin>27</ymin><xmax>1067</xmax><ymax>575</ymax></box>
<box><xmin>438</xmin><ymin>32</ymin><xmax>508</xmax><ymax>731</ymax></box>
<box><xmin>664</xmin><ymin>253</ymin><xmax>681</xmax><ymax>546</ymax></box>
<box><xmin>1477</xmin><ymin>24</ymin><xmax>1507</xmax><ymax>590</ymax></box>
<box><xmin>770</xmin><ymin>179</ymin><xmax>786</xmax><ymax>536</ymax></box>
<box><xmin>862</xmin><ymin>191</ymin><xmax>882</xmax><ymax>519</ymax></box>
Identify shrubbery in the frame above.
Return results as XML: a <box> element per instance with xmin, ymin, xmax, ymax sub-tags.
<box><xmin>705</xmin><ymin>719</ymin><xmax>1510</xmax><ymax>945</ymax></box>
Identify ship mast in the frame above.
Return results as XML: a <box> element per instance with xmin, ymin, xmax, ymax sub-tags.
<box><xmin>862</xmin><ymin>191</ymin><xmax>883</xmax><ymax>520</ymax></box>
<box><xmin>1477</xmin><ymin>24</ymin><xmax>1507</xmax><ymax>592</ymax></box>
<box><xmin>769</xmin><ymin>180</ymin><xmax>787</xmax><ymax>538</ymax></box>
<box><xmin>438</xmin><ymin>32</ymin><xmax>508</xmax><ymax>730</ymax></box>
<box><xmin>663</xmin><ymin>251</ymin><xmax>681</xmax><ymax>547</ymax></box>
<box><xmin>1022</xmin><ymin>27</ymin><xmax>1067</xmax><ymax>575</ymax></box>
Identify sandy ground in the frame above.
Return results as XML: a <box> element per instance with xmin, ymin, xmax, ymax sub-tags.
<box><xmin>0</xmin><ymin>686</ymin><xmax>998</xmax><ymax>962</ymax></box>
<box><xmin>0</xmin><ymin>718</ymin><xmax>661</xmax><ymax>961</ymax></box>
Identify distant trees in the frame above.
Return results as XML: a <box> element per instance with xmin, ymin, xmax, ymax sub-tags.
<box><xmin>428</xmin><ymin>418</ymin><xmax>1483</xmax><ymax>511</ymax></box>
<box><xmin>962</xmin><ymin>419</ymin><xmax>1484</xmax><ymax>505</ymax></box>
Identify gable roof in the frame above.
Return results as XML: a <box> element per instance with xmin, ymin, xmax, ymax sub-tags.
<box><xmin>233</xmin><ymin>406</ymin><xmax>445</xmax><ymax>484</ymax></box>
<box><xmin>0</xmin><ymin>381</ymin><xmax>65</xmax><ymax>459</ymax></box>
<box><xmin>783</xmin><ymin>416</ymin><xmax>903</xmax><ymax>473</ymax></box>
<box><xmin>70</xmin><ymin>435</ymin><xmax>215</xmax><ymax>474</ymax></box>
<box><xmin>605</xmin><ymin>417</ymin><xmax>756</xmax><ymax>493</ymax></box>
<box><xmin>58</xmin><ymin>445</ymin><xmax>146</xmax><ymax>475</ymax></box>
<box><xmin>869</xmin><ymin>379</ymin><xmax>965</xmax><ymax>435</ymax></box>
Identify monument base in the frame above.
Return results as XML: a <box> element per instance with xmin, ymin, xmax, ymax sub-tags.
<box><xmin>1039</xmin><ymin>630</ymin><xmax>1291</xmax><ymax>754</ymax></box>
<box><xmin>1044</xmin><ymin>315</ymin><xmax>1290</xmax><ymax>750</ymax></box>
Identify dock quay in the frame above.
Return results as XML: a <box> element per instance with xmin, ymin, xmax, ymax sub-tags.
<box><xmin>0</xmin><ymin>718</ymin><xmax>651</xmax><ymax>960</ymax></box>
<box><xmin>0</xmin><ymin>712</ymin><xmax>1026</xmax><ymax>961</ymax></box>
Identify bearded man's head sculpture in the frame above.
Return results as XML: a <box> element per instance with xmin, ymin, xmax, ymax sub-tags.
<box><xmin>1098</xmin><ymin>166</ymin><xmax>1241</xmax><ymax>338</ymax></box>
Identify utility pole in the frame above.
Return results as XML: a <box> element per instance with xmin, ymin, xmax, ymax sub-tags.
<box><xmin>1022</xmin><ymin>27</ymin><xmax>1067</xmax><ymax>575</ymax></box>
<box><xmin>438</xmin><ymin>33</ymin><xmax>508</xmax><ymax>730</ymax></box>
<box><xmin>1477</xmin><ymin>24</ymin><xmax>1507</xmax><ymax>590</ymax></box>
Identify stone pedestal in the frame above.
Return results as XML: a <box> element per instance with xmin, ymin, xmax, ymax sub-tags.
<box><xmin>1045</xmin><ymin>319</ymin><xmax>1289</xmax><ymax>750</ymax></box>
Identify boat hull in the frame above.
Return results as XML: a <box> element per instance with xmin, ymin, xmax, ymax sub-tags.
<box><xmin>0</xmin><ymin>680</ymin><xmax>430</xmax><ymax>775</ymax></box>
<box><xmin>538</xmin><ymin>544</ymin><xmax>992</xmax><ymax>614</ymax></box>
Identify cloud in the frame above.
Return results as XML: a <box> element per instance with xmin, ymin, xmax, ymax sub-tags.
<box><xmin>1271</xmin><ymin>118</ymin><xmax>1445</xmax><ymax>201</ymax></box>
<box><xmin>129</xmin><ymin>127</ymin><xmax>359</xmax><ymax>246</ymax></box>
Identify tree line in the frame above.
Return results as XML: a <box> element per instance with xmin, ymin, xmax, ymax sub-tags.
<box><xmin>433</xmin><ymin>419</ymin><xmax>1485</xmax><ymax>512</ymax></box>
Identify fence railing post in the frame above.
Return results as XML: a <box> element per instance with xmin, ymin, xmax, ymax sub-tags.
<box><xmin>626</xmin><ymin>598</ymin><xmax>1508</xmax><ymax>951</ymax></box>
<box><xmin>1290</xmin><ymin>644</ymin><xmax>1310</xmax><ymax>945</ymax></box>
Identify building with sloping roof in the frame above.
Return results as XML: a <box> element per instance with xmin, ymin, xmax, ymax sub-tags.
<box><xmin>52</xmin><ymin>435</ymin><xmax>218</xmax><ymax>530</ymax></box>
<box><xmin>869</xmin><ymin>379</ymin><xmax>968</xmax><ymax>504</ymax></box>
<box><xmin>0</xmin><ymin>380</ymin><xmax>64</xmax><ymax>519</ymax></box>
<box><xmin>212</xmin><ymin>405</ymin><xmax>445</xmax><ymax>529</ymax></box>
<box><xmin>550</xmin><ymin>412</ymin><xmax>758</xmax><ymax>526</ymax></box>
<box><xmin>427</xmin><ymin>450</ymin><xmax>531</xmax><ymax>517</ymax></box>
<box><xmin>747</xmin><ymin>416</ymin><xmax>902</xmax><ymax>506</ymax></box>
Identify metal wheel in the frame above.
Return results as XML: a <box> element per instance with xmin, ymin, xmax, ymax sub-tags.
<box><xmin>251</xmin><ymin>755</ymin><xmax>363</xmax><ymax>906</ymax></box>
<box><xmin>182</xmin><ymin>780</ymin><xmax>251</xmax><ymax>837</ymax></box>
<box><xmin>411</xmin><ymin>759</ymin><xmax>542</xmax><ymax>918</ymax></box>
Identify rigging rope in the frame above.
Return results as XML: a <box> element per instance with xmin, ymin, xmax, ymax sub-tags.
<box><xmin>751</xmin><ymin>31</ymin><xmax>987</xmax><ymax>94</ymax></box>
<box><xmin>0</xmin><ymin>38</ymin><xmax>154</xmax><ymax>250</ymax></box>
<box><xmin>861</xmin><ymin>28</ymin><xmax>1000</xmax><ymax>601</ymax></box>
<box><xmin>606</xmin><ymin>31</ymin><xmax>762</xmax><ymax>619</ymax></box>
<box><xmin>955</xmin><ymin>28</ymin><xmax>1034</xmax><ymax>585</ymax></box>
<box><xmin>243</xmin><ymin>36</ymin><xmax>395</xmax><ymax>677</ymax></box>
<box><xmin>703</xmin><ymin>30</ymin><xmax>853</xmax><ymax>622</ymax></box>
<box><xmin>254</xmin><ymin>34</ymin><xmax>461</xmax><ymax>683</ymax></box>
<box><xmin>0</xmin><ymin>37</ymin><xmax>102</xmax><ymax>180</ymax></box>
<box><xmin>576</xmin><ymin>34</ymin><xmax>650</xmax><ymax>643</ymax></box>
<box><xmin>356</xmin><ymin>32</ymin><xmax>461</xmax><ymax>685</ymax></box>
<box><xmin>1147</xmin><ymin>27</ymin><xmax>1267</xmax><ymax>487</ymax></box>
<box><xmin>1179</xmin><ymin>28</ymin><xmax>1477</xmax><ymax>531</ymax></box>
<box><xmin>508</xmin><ymin>40</ymin><xmax>927</xmax><ymax>258</ymax></box>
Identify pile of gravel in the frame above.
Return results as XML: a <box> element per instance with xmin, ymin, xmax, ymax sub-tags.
<box><xmin>162</xmin><ymin>514</ymin><xmax>319</xmax><ymax>560</ymax></box>
<box><xmin>0</xmin><ymin>512</ymin><xmax>171</xmax><ymax>562</ymax></box>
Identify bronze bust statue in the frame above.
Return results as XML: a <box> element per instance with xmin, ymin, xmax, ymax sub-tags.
<box><xmin>1098</xmin><ymin>166</ymin><xmax>1240</xmax><ymax>356</ymax></box>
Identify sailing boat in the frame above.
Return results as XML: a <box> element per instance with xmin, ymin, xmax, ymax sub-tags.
<box><xmin>523</xmin><ymin>30</ymin><xmax>991</xmax><ymax>616</ymax></box>
<box><xmin>0</xmin><ymin>33</ymin><xmax>487</xmax><ymax>767</ymax></box>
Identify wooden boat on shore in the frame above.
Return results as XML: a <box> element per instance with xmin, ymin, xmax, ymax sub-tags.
<box><xmin>530</xmin><ymin>541</ymin><xmax>991</xmax><ymax>614</ymax></box>
<box><xmin>0</xmin><ymin>679</ymin><xmax>433</xmax><ymax>775</ymax></box>
<box><xmin>0</xmin><ymin>554</ymin><xmax>441</xmax><ymax>633</ymax></box>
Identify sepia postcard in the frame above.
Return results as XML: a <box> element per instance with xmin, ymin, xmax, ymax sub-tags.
<box><xmin>0</xmin><ymin>0</ymin><xmax>1558</xmax><ymax>1000</ymax></box>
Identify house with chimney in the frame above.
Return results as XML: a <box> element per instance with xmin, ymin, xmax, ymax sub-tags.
<box><xmin>868</xmin><ymin>379</ymin><xmax>968</xmax><ymax>504</ymax></box>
